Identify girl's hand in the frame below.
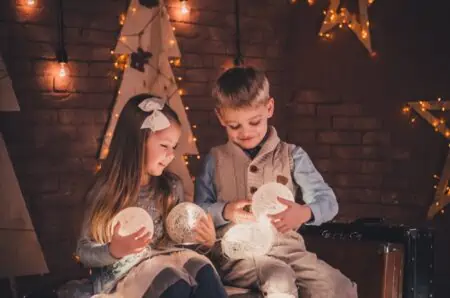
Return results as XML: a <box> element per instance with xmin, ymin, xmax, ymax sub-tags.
<box><xmin>194</xmin><ymin>214</ymin><xmax>216</xmax><ymax>248</ymax></box>
<box><xmin>109</xmin><ymin>222</ymin><xmax>152</xmax><ymax>259</ymax></box>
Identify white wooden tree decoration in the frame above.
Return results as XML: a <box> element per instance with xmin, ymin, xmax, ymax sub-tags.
<box><xmin>0</xmin><ymin>53</ymin><xmax>48</xmax><ymax>284</ymax></box>
<box><xmin>99</xmin><ymin>0</ymin><xmax>198</xmax><ymax>200</ymax></box>
<box><xmin>407</xmin><ymin>100</ymin><xmax>450</xmax><ymax>219</ymax></box>
<box><xmin>319</xmin><ymin>0</ymin><xmax>375</xmax><ymax>54</ymax></box>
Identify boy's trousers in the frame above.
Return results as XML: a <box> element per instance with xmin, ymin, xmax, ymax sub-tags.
<box><xmin>214</xmin><ymin>230</ymin><xmax>358</xmax><ymax>298</ymax></box>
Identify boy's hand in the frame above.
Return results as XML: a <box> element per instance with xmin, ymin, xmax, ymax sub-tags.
<box><xmin>268</xmin><ymin>198</ymin><xmax>312</xmax><ymax>233</ymax></box>
<box><xmin>223</xmin><ymin>199</ymin><xmax>255</xmax><ymax>224</ymax></box>
<box><xmin>194</xmin><ymin>214</ymin><xmax>216</xmax><ymax>248</ymax></box>
<box><xmin>109</xmin><ymin>223</ymin><xmax>152</xmax><ymax>259</ymax></box>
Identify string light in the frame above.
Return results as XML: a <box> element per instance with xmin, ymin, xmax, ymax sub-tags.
<box><xmin>119</xmin><ymin>13</ymin><xmax>126</xmax><ymax>25</ymax></box>
<box><xmin>57</xmin><ymin>62</ymin><xmax>67</xmax><ymax>77</ymax></box>
<box><xmin>180</xmin><ymin>0</ymin><xmax>190</xmax><ymax>15</ymax></box>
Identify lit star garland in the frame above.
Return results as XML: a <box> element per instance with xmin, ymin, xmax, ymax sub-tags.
<box><xmin>404</xmin><ymin>98</ymin><xmax>450</xmax><ymax>218</ymax></box>
<box><xmin>291</xmin><ymin>0</ymin><xmax>376</xmax><ymax>55</ymax></box>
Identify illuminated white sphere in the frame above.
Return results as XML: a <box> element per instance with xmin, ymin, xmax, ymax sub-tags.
<box><xmin>221</xmin><ymin>219</ymin><xmax>275</xmax><ymax>259</ymax></box>
<box><xmin>166</xmin><ymin>202</ymin><xmax>206</xmax><ymax>244</ymax></box>
<box><xmin>251</xmin><ymin>182</ymin><xmax>295</xmax><ymax>218</ymax></box>
<box><xmin>111</xmin><ymin>207</ymin><xmax>154</xmax><ymax>238</ymax></box>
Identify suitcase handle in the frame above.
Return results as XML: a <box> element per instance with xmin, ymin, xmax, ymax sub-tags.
<box><xmin>352</xmin><ymin>217</ymin><xmax>385</xmax><ymax>225</ymax></box>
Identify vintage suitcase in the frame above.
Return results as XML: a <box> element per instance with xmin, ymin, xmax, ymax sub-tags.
<box><xmin>300</xmin><ymin>219</ymin><xmax>434</xmax><ymax>298</ymax></box>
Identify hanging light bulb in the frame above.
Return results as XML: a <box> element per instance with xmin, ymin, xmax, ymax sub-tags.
<box><xmin>180</xmin><ymin>0</ymin><xmax>190</xmax><ymax>15</ymax></box>
<box><xmin>58</xmin><ymin>62</ymin><xmax>67</xmax><ymax>78</ymax></box>
<box><xmin>27</xmin><ymin>0</ymin><xmax>36</xmax><ymax>6</ymax></box>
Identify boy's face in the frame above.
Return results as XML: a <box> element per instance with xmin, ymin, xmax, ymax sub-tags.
<box><xmin>216</xmin><ymin>98</ymin><xmax>274</xmax><ymax>149</ymax></box>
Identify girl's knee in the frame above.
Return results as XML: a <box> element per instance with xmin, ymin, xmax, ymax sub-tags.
<box><xmin>195</xmin><ymin>263</ymin><xmax>216</xmax><ymax>281</ymax></box>
<box><xmin>159</xmin><ymin>279</ymin><xmax>192</xmax><ymax>298</ymax></box>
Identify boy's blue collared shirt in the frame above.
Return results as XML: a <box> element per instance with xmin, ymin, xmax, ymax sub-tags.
<box><xmin>194</xmin><ymin>146</ymin><xmax>338</xmax><ymax>228</ymax></box>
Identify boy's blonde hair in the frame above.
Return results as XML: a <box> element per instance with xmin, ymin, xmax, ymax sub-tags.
<box><xmin>212</xmin><ymin>66</ymin><xmax>270</xmax><ymax>109</ymax></box>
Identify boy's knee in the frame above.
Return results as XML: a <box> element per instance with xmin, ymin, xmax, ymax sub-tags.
<box><xmin>260</xmin><ymin>265</ymin><xmax>297</xmax><ymax>298</ymax></box>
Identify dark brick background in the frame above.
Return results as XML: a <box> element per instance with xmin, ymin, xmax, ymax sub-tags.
<box><xmin>0</xmin><ymin>0</ymin><xmax>448</xmax><ymax>296</ymax></box>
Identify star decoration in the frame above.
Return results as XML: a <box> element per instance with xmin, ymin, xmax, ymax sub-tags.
<box><xmin>407</xmin><ymin>99</ymin><xmax>450</xmax><ymax>218</ymax></box>
<box><xmin>319</xmin><ymin>0</ymin><xmax>375</xmax><ymax>54</ymax></box>
<box><xmin>130</xmin><ymin>47</ymin><xmax>152</xmax><ymax>72</ymax></box>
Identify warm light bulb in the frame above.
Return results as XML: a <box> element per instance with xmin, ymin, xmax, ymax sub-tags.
<box><xmin>58</xmin><ymin>62</ymin><xmax>67</xmax><ymax>77</ymax></box>
<box><xmin>27</xmin><ymin>0</ymin><xmax>36</xmax><ymax>6</ymax></box>
<box><xmin>180</xmin><ymin>0</ymin><xmax>190</xmax><ymax>15</ymax></box>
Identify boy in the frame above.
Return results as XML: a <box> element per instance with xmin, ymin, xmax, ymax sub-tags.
<box><xmin>194</xmin><ymin>67</ymin><xmax>357</xmax><ymax>298</ymax></box>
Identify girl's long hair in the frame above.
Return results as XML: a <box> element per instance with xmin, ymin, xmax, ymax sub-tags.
<box><xmin>85</xmin><ymin>94</ymin><xmax>181</xmax><ymax>244</ymax></box>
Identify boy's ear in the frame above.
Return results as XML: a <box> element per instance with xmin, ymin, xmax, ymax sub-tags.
<box><xmin>215</xmin><ymin>108</ymin><xmax>226</xmax><ymax>127</ymax></box>
<box><xmin>267</xmin><ymin>97</ymin><xmax>275</xmax><ymax>118</ymax></box>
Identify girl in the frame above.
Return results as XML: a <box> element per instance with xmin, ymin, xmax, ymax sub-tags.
<box><xmin>76</xmin><ymin>94</ymin><xmax>226</xmax><ymax>298</ymax></box>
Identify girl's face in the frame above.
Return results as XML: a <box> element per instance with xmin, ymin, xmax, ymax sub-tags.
<box><xmin>144</xmin><ymin>123</ymin><xmax>181</xmax><ymax>178</ymax></box>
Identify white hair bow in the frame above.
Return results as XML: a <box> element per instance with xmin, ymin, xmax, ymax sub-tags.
<box><xmin>138</xmin><ymin>97</ymin><xmax>171</xmax><ymax>131</ymax></box>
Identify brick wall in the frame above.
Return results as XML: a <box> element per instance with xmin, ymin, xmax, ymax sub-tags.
<box><xmin>1</xmin><ymin>0</ymin><xmax>449</xmax><ymax>296</ymax></box>
<box><xmin>283</xmin><ymin>1</ymin><xmax>450</xmax><ymax>296</ymax></box>
<box><xmin>0</xmin><ymin>0</ymin><xmax>290</xmax><ymax>295</ymax></box>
